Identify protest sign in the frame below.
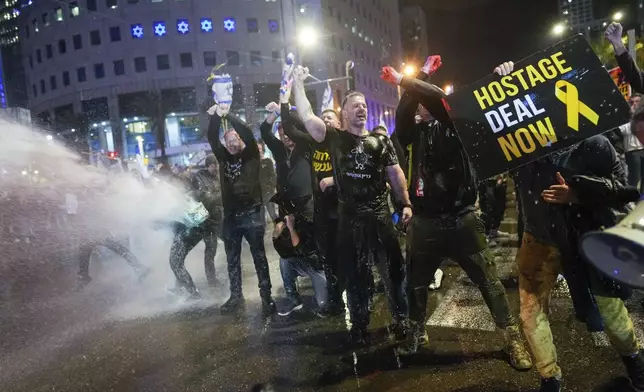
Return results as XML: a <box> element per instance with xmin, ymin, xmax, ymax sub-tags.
<box><xmin>446</xmin><ymin>34</ymin><xmax>631</xmax><ymax>180</ymax></box>
<box><xmin>609</xmin><ymin>66</ymin><xmax>631</xmax><ymax>101</ymax></box>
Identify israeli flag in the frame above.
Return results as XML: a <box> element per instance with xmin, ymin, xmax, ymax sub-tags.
<box><xmin>321</xmin><ymin>82</ymin><xmax>334</xmax><ymax>112</ymax></box>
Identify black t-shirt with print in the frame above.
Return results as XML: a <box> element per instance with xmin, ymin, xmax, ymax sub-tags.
<box><xmin>323</xmin><ymin>126</ymin><xmax>398</xmax><ymax>213</ymax></box>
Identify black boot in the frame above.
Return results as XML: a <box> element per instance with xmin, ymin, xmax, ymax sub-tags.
<box><xmin>220</xmin><ymin>294</ymin><xmax>245</xmax><ymax>314</ymax></box>
<box><xmin>349</xmin><ymin>325</ymin><xmax>370</xmax><ymax>348</ymax></box>
<box><xmin>278</xmin><ymin>293</ymin><xmax>303</xmax><ymax>316</ymax></box>
<box><xmin>622</xmin><ymin>350</ymin><xmax>644</xmax><ymax>392</ymax></box>
<box><xmin>261</xmin><ymin>293</ymin><xmax>277</xmax><ymax>316</ymax></box>
<box><xmin>539</xmin><ymin>377</ymin><xmax>561</xmax><ymax>392</ymax></box>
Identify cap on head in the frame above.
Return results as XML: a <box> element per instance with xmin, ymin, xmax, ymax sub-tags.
<box><xmin>205</xmin><ymin>154</ymin><xmax>217</xmax><ymax>167</ymax></box>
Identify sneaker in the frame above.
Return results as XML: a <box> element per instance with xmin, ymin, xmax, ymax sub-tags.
<box><xmin>278</xmin><ymin>295</ymin><xmax>303</xmax><ymax>316</ymax></box>
<box><xmin>429</xmin><ymin>269</ymin><xmax>444</xmax><ymax>290</ymax></box>
<box><xmin>185</xmin><ymin>290</ymin><xmax>202</xmax><ymax>302</ymax></box>
<box><xmin>261</xmin><ymin>295</ymin><xmax>277</xmax><ymax>316</ymax></box>
<box><xmin>314</xmin><ymin>302</ymin><xmax>335</xmax><ymax>319</ymax></box>
<box><xmin>387</xmin><ymin>320</ymin><xmax>408</xmax><ymax>343</ymax></box>
<box><xmin>503</xmin><ymin>326</ymin><xmax>533</xmax><ymax>371</ymax></box>
<box><xmin>220</xmin><ymin>295</ymin><xmax>245</xmax><ymax>314</ymax></box>
<box><xmin>622</xmin><ymin>350</ymin><xmax>644</xmax><ymax>392</ymax></box>
<box><xmin>490</xmin><ymin>229</ymin><xmax>510</xmax><ymax>238</ymax></box>
<box><xmin>539</xmin><ymin>377</ymin><xmax>561</xmax><ymax>392</ymax></box>
<box><xmin>395</xmin><ymin>321</ymin><xmax>428</xmax><ymax>355</ymax></box>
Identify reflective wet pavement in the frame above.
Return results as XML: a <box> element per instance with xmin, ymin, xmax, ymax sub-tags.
<box><xmin>1</xmin><ymin>241</ymin><xmax>642</xmax><ymax>392</ymax></box>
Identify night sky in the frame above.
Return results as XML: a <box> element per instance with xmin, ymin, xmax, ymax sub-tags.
<box><xmin>400</xmin><ymin>0</ymin><xmax>561</xmax><ymax>88</ymax></box>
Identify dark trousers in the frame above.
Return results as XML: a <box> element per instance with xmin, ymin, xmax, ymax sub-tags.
<box><xmin>337</xmin><ymin>209</ymin><xmax>407</xmax><ymax>329</ymax></box>
<box><xmin>626</xmin><ymin>150</ymin><xmax>644</xmax><ymax>192</ymax></box>
<box><xmin>478</xmin><ymin>180</ymin><xmax>507</xmax><ymax>234</ymax></box>
<box><xmin>78</xmin><ymin>236</ymin><xmax>143</xmax><ymax>280</ymax></box>
<box><xmin>406</xmin><ymin>211</ymin><xmax>516</xmax><ymax>328</ymax></box>
<box><xmin>222</xmin><ymin>207</ymin><xmax>271</xmax><ymax>298</ymax></box>
<box><xmin>169</xmin><ymin>217</ymin><xmax>221</xmax><ymax>294</ymax></box>
<box><xmin>315</xmin><ymin>212</ymin><xmax>341</xmax><ymax>306</ymax></box>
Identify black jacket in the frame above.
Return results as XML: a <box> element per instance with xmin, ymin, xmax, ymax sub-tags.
<box><xmin>207</xmin><ymin>113</ymin><xmax>263</xmax><ymax>214</ymax></box>
<box><xmin>391</xmin><ymin>71</ymin><xmax>477</xmax><ymax>217</ymax></box>
<box><xmin>259</xmin><ymin>157</ymin><xmax>277</xmax><ymax>201</ymax></box>
<box><xmin>616</xmin><ymin>51</ymin><xmax>644</xmax><ymax>94</ymax></box>
<box><xmin>191</xmin><ymin>169</ymin><xmax>222</xmax><ymax>219</ymax></box>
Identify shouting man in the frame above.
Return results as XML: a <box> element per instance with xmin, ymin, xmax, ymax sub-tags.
<box><xmin>290</xmin><ymin>65</ymin><xmax>411</xmax><ymax>345</ymax></box>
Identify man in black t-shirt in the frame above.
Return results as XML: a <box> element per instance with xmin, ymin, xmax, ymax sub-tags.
<box><xmin>206</xmin><ymin>103</ymin><xmax>276</xmax><ymax>316</ymax></box>
<box><xmin>291</xmin><ymin>65</ymin><xmax>412</xmax><ymax>345</ymax></box>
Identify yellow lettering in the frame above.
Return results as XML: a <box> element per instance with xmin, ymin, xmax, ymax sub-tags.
<box><xmin>537</xmin><ymin>58</ymin><xmax>558</xmax><ymax>79</ymax></box>
<box><xmin>501</xmin><ymin>76</ymin><xmax>519</xmax><ymax>97</ymax></box>
<box><xmin>551</xmin><ymin>51</ymin><xmax>572</xmax><ymax>74</ymax></box>
<box><xmin>511</xmin><ymin>69</ymin><xmax>530</xmax><ymax>90</ymax></box>
<box><xmin>525</xmin><ymin>65</ymin><xmax>546</xmax><ymax>87</ymax></box>
<box><xmin>498</xmin><ymin>133</ymin><xmax>522</xmax><ymax>161</ymax></box>
<box><xmin>488</xmin><ymin>81</ymin><xmax>506</xmax><ymax>103</ymax></box>
<box><xmin>528</xmin><ymin>117</ymin><xmax>557</xmax><ymax>146</ymax></box>
<box><xmin>474</xmin><ymin>87</ymin><xmax>494</xmax><ymax>110</ymax></box>
<box><xmin>515</xmin><ymin>128</ymin><xmax>536</xmax><ymax>153</ymax></box>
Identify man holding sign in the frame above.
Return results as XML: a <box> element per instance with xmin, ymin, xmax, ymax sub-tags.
<box><xmin>206</xmin><ymin>75</ymin><xmax>276</xmax><ymax>316</ymax></box>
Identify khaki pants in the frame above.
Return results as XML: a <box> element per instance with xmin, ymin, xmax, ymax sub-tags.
<box><xmin>517</xmin><ymin>232</ymin><xmax>639</xmax><ymax>379</ymax></box>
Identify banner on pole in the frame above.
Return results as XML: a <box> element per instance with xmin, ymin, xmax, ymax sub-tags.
<box><xmin>446</xmin><ymin>34</ymin><xmax>631</xmax><ymax>180</ymax></box>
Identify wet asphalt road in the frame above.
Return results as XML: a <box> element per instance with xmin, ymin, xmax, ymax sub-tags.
<box><xmin>1</xmin><ymin>236</ymin><xmax>643</xmax><ymax>392</ymax></box>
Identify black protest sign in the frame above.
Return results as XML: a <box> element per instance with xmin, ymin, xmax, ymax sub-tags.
<box><xmin>446</xmin><ymin>34</ymin><xmax>631</xmax><ymax>180</ymax></box>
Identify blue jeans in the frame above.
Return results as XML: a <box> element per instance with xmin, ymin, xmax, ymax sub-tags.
<box><xmin>280</xmin><ymin>257</ymin><xmax>328</xmax><ymax>306</ymax></box>
<box><xmin>222</xmin><ymin>207</ymin><xmax>271</xmax><ymax>298</ymax></box>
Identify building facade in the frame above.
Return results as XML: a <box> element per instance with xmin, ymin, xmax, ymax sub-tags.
<box><xmin>17</xmin><ymin>0</ymin><xmax>401</xmax><ymax>162</ymax></box>
<box><xmin>399</xmin><ymin>5</ymin><xmax>428</xmax><ymax>67</ymax></box>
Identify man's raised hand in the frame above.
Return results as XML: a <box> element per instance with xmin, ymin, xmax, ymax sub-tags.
<box><xmin>494</xmin><ymin>61</ymin><xmax>514</xmax><ymax>76</ymax></box>
<box><xmin>605</xmin><ymin>22</ymin><xmax>624</xmax><ymax>47</ymax></box>
<box><xmin>293</xmin><ymin>66</ymin><xmax>310</xmax><ymax>86</ymax></box>
<box><xmin>216</xmin><ymin>103</ymin><xmax>230</xmax><ymax>117</ymax></box>
<box><xmin>380</xmin><ymin>66</ymin><xmax>403</xmax><ymax>85</ymax></box>
<box><xmin>280</xmin><ymin>54</ymin><xmax>295</xmax><ymax>103</ymax></box>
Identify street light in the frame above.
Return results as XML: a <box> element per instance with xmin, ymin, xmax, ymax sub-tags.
<box><xmin>45</xmin><ymin>135</ymin><xmax>53</xmax><ymax>141</ymax></box>
<box><xmin>403</xmin><ymin>65</ymin><xmax>416</xmax><ymax>76</ymax></box>
<box><xmin>614</xmin><ymin>11</ymin><xmax>624</xmax><ymax>21</ymax></box>
<box><xmin>297</xmin><ymin>26</ymin><xmax>319</xmax><ymax>47</ymax></box>
<box><xmin>444</xmin><ymin>83</ymin><xmax>454</xmax><ymax>95</ymax></box>
<box><xmin>552</xmin><ymin>23</ymin><xmax>566</xmax><ymax>36</ymax></box>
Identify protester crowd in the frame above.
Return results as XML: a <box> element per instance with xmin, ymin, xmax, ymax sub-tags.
<box><xmin>7</xmin><ymin>21</ymin><xmax>644</xmax><ymax>392</ymax></box>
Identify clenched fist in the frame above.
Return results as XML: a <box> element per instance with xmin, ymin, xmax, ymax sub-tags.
<box><xmin>421</xmin><ymin>55</ymin><xmax>442</xmax><ymax>76</ymax></box>
<box><xmin>292</xmin><ymin>66</ymin><xmax>310</xmax><ymax>86</ymax></box>
<box><xmin>605</xmin><ymin>22</ymin><xmax>624</xmax><ymax>47</ymax></box>
<box><xmin>265</xmin><ymin>101</ymin><xmax>280</xmax><ymax>114</ymax></box>
<box><xmin>494</xmin><ymin>61</ymin><xmax>514</xmax><ymax>76</ymax></box>
<box><xmin>380</xmin><ymin>66</ymin><xmax>403</xmax><ymax>85</ymax></box>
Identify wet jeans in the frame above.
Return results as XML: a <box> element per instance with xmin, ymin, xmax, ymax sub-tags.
<box><xmin>517</xmin><ymin>232</ymin><xmax>639</xmax><ymax>379</ymax></box>
<box><xmin>337</xmin><ymin>207</ymin><xmax>407</xmax><ymax>329</ymax></box>
<box><xmin>315</xmin><ymin>211</ymin><xmax>340</xmax><ymax>306</ymax></box>
<box><xmin>78</xmin><ymin>236</ymin><xmax>143</xmax><ymax>280</ymax></box>
<box><xmin>478</xmin><ymin>179</ymin><xmax>507</xmax><ymax>234</ymax></box>
<box><xmin>406</xmin><ymin>211</ymin><xmax>516</xmax><ymax>328</ymax></box>
<box><xmin>222</xmin><ymin>206</ymin><xmax>272</xmax><ymax>298</ymax></box>
<box><xmin>169</xmin><ymin>217</ymin><xmax>221</xmax><ymax>294</ymax></box>
<box><xmin>280</xmin><ymin>257</ymin><xmax>328</xmax><ymax>306</ymax></box>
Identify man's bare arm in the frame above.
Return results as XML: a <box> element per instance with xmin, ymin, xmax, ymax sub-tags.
<box><xmin>292</xmin><ymin>66</ymin><xmax>327</xmax><ymax>143</ymax></box>
<box><xmin>386</xmin><ymin>164</ymin><xmax>411</xmax><ymax>206</ymax></box>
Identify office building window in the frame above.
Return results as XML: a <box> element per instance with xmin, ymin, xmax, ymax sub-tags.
<box><xmin>247</xmin><ymin>18</ymin><xmax>258</xmax><ymax>33</ymax></box>
<box><xmin>180</xmin><ymin>52</ymin><xmax>192</xmax><ymax>68</ymax></box>
<box><xmin>73</xmin><ymin>34</ymin><xmax>82</xmax><ymax>49</ymax></box>
<box><xmin>106</xmin><ymin>0</ymin><xmax>117</xmax><ymax>8</ymax></box>
<box><xmin>127</xmin><ymin>0</ymin><xmax>138</xmax><ymax>3</ymax></box>
<box><xmin>90</xmin><ymin>30</ymin><xmax>101</xmax><ymax>45</ymax></box>
<box><xmin>271</xmin><ymin>50</ymin><xmax>280</xmax><ymax>62</ymax></box>
<box><xmin>77</xmin><ymin>67</ymin><xmax>86</xmax><ymax>82</ymax></box>
<box><xmin>70</xmin><ymin>2</ymin><xmax>80</xmax><ymax>17</ymax></box>
<box><xmin>28</xmin><ymin>55</ymin><xmax>33</xmax><ymax>68</ymax></box>
<box><xmin>46</xmin><ymin>44</ymin><xmax>53</xmax><ymax>59</ymax></box>
<box><xmin>113</xmin><ymin>59</ymin><xmax>124</xmax><ymax>75</ymax></box>
<box><xmin>24</xmin><ymin>25</ymin><xmax>29</xmax><ymax>39</ymax></box>
<box><xmin>50</xmin><ymin>75</ymin><xmax>57</xmax><ymax>90</ymax></box>
<box><xmin>32</xmin><ymin>84</ymin><xmax>37</xmax><ymax>97</ymax></box>
<box><xmin>226</xmin><ymin>51</ymin><xmax>240</xmax><ymax>66</ymax></box>
<box><xmin>109</xmin><ymin>26</ymin><xmax>121</xmax><ymax>42</ymax></box>
<box><xmin>36</xmin><ymin>49</ymin><xmax>41</xmax><ymax>63</ymax></box>
<box><xmin>87</xmin><ymin>0</ymin><xmax>97</xmax><ymax>11</ymax></box>
<box><xmin>134</xmin><ymin>57</ymin><xmax>146</xmax><ymax>72</ymax></box>
<box><xmin>268</xmin><ymin>19</ymin><xmax>279</xmax><ymax>33</ymax></box>
<box><xmin>157</xmin><ymin>54</ymin><xmax>170</xmax><ymax>70</ymax></box>
<box><xmin>58</xmin><ymin>39</ymin><xmax>66</xmax><ymax>54</ymax></box>
<box><xmin>250</xmin><ymin>50</ymin><xmax>261</xmax><ymax>66</ymax></box>
<box><xmin>62</xmin><ymin>71</ymin><xmax>70</xmax><ymax>86</ymax></box>
<box><xmin>32</xmin><ymin>19</ymin><xmax>38</xmax><ymax>33</ymax></box>
<box><xmin>42</xmin><ymin>13</ymin><xmax>49</xmax><ymax>27</ymax></box>
<box><xmin>54</xmin><ymin>7</ymin><xmax>63</xmax><ymax>21</ymax></box>
<box><xmin>94</xmin><ymin>63</ymin><xmax>105</xmax><ymax>79</ymax></box>
<box><xmin>40</xmin><ymin>80</ymin><xmax>45</xmax><ymax>94</ymax></box>
<box><xmin>203</xmin><ymin>51</ymin><xmax>216</xmax><ymax>67</ymax></box>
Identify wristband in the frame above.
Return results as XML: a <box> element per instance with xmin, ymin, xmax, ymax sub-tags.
<box><xmin>402</xmin><ymin>204</ymin><xmax>412</xmax><ymax>209</ymax></box>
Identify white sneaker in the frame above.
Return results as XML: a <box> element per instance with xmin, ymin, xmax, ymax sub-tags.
<box><xmin>429</xmin><ymin>269</ymin><xmax>444</xmax><ymax>290</ymax></box>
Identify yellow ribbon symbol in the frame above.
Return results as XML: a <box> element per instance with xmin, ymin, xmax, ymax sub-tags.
<box><xmin>554</xmin><ymin>80</ymin><xmax>599</xmax><ymax>131</ymax></box>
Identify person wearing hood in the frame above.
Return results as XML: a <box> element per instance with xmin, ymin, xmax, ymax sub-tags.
<box><xmin>497</xmin><ymin>60</ymin><xmax>644</xmax><ymax>392</ymax></box>
<box><xmin>381</xmin><ymin>56</ymin><xmax>532</xmax><ymax>371</ymax></box>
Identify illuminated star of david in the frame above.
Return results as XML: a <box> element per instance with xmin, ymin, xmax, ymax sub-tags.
<box><xmin>224</xmin><ymin>19</ymin><xmax>235</xmax><ymax>32</ymax></box>
<box><xmin>201</xmin><ymin>19</ymin><xmax>213</xmax><ymax>32</ymax></box>
<box><xmin>177</xmin><ymin>20</ymin><xmax>189</xmax><ymax>34</ymax></box>
<box><xmin>132</xmin><ymin>25</ymin><xmax>143</xmax><ymax>38</ymax></box>
<box><xmin>154</xmin><ymin>22</ymin><xmax>166</xmax><ymax>37</ymax></box>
